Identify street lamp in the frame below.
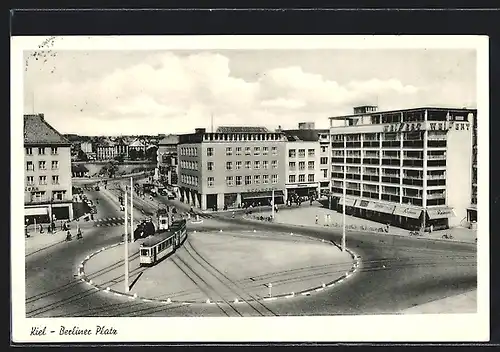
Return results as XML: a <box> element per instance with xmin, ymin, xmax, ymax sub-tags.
<box><xmin>124</xmin><ymin>186</ymin><xmax>129</xmax><ymax>293</ymax></box>
<box><xmin>341</xmin><ymin>126</ymin><xmax>347</xmax><ymax>252</ymax></box>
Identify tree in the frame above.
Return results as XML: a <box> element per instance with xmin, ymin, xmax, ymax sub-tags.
<box><xmin>77</xmin><ymin>149</ymin><xmax>88</xmax><ymax>161</ymax></box>
<box><xmin>114</xmin><ymin>154</ymin><xmax>125</xmax><ymax>163</ymax></box>
<box><xmin>137</xmin><ymin>149</ymin><xmax>145</xmax><ymax>160</ymax></box>
<box><xmin>129</xmin><ymin>149</ymin><xmax>138</xmax><ymax>161</ymax></box>
<box><xmin>146</xmin><ymin>146</ymin><xmax>158</xmax><ymax>162</ymax></box>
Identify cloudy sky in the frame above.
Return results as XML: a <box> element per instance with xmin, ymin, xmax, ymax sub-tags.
<box><xmin>23</xmin><ymin>49</ymin><xmax>476</xmax><ymax>136</ymax></box>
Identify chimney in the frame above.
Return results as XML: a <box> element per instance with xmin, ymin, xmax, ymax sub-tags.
<box><xmin>195</xmin><ymin>128</ymin><xmax>206</xmax><ymax>134</ymax></box>
<box><xmin>39</xmin><ymin>113</ymin><xmax>44</xmax><ymax>120</ymax></box>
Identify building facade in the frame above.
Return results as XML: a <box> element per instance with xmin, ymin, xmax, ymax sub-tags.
<box><xmin>329</xmin><ymin>106</ymin><xmax>476</xmax><ymax>231</ymax></box>
<box><xmin>467</xmin><ymin>113</ymin><xmax>478</xmax><ymax>223</ymax></box>
<box><xmin>177</xmin><ymin>127</ymin><xmax>287</xmax><ymax>211</ymax></box>
<box><xmin>282</xmin><ymin>123</ymin><xmax>331</xmax><ymax>203</ymax></box>
<box><xmin>80</xmin><ymin>141</ymin><xmax>93</xmax><ymax>154</ymax></box>
<box><xmin>24</xmin><ymin>114</ymin><xmax>74</xmax><ymax>223</ymax></box>
<box><xmin>96</xmin><ymin>141</ymin><xmax>117</xmax><ymax>160</ymax></box>
<box><xmin>157</xmin><ymin>134</ymin><xmax>179</xmax><ymax>186</ymax></box>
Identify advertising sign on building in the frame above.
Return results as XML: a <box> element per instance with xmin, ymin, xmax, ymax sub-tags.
<box><xmin>367</xmin><ymin>202</ymin><xmax>395</xmax><ymax>214</ymax></box>
<box><xmin>383</xmin><ymin>123</ymin><xmax>422</xmax><ymax>133</ymax></box>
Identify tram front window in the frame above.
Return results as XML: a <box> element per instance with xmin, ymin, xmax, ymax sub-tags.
<box><xmin>140</xmin><ymin>249</ymin><xmax>149</xmax><ymax>256</ymax></box>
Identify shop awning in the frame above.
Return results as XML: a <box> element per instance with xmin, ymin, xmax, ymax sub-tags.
<box><xmin>393</xmin><ymin>205</ymin><xmax>423</xmax><ymax>219</ymax></box>
<box><xmin>356</xmin><ymin>199</ymin><xmax>371</xmax><ymax>208</ymax></box>
<box><xmin>427</xmin><ymin>207</ymin><xmax>456</xmax><ymax>220</ymax></box>
<box><xmin>467</xmin><ymin>204</ymin><xmax>477</xmax><ymax>211</ymax></box>
<box><xmin>241</xmin><ymin>190</ymin><xmax>284</xmax><ymax>200</ymax></box>
<box><xmin>338</xmin><ymin>197</ymin><xmax>356</xmax><ymax>207</ymax></box>
<box><xmin>366</xmin><ymin>201</ymin><xmax>395</xmax><ymax>214</ymax></box>
<box><xmin>25</xmin><ymin>207</ymin><xmax>49</xmax><ymax>216</ymax></box>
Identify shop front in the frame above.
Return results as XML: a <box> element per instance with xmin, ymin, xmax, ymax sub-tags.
<box><xmin>364</xmin><ymin>201</ymin><xmax>396</xmax><ymax>225</ymax></box>
<box><xmin>286</xmin><ymin>183</ymin><xmax>318</xmax><ymax>202</ymax></box>
<box><xmin>466</xmin><ymin>204</ymin><xmax>477</xmax><ymax>223</ymax></box>
<box><xmin>241</xmin><ymin>189</ymin><xmax>285</xmax><ymax>208</ymax></box>
<box><xmin>427</xmin><ymin>206</ymin><xmax>455</xmax><ymax>230</ymax></box>
<box><xmin>25</xmin><ymin>206</ymin><xmax>50</xmax><ymax>226</ymax></box>
<box><xmin>336</xmin><ymin>197</ymin><xmax>357</xmax><ymax>215</ymax></box>
<box><xmin>393</xmin><ymin>204</ymin><xmax>423</xmax><ymax>230</ymax></box>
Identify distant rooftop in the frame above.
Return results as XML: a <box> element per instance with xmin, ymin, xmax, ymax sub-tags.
<box><xmin>24</xmin><ymin>114</ymin><xmax>70</xmax><ymax>146</ymax></box>
<box><xmin>282</xmin><ymin>129</ymin><xmax>329</xmax><ymax>142</ymax></box>
<box><xmin>216</xmin><ymin>126</ymin><xmax>269</xmax><ymax>133</ymax></box>
<box><xmin>158</xmin><ymin>134</ymin><xmax>180</xmax><ymax>145</ymax></box>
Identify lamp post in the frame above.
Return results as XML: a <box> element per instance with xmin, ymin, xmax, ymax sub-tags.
<box><xmin>271</xmin><ymin>188</ymin><xmax>275</xmax><ymax>220</ymax></box>
<box><xmin>342</xmin><ymin>128</ymin><xmax>346</xmax><ymax>252</ymax></box>
<box><xmin>130</xmin><ymin>177</ymin><xmax>134</xmax><ymax>242</ymax></box>
<box><xmin>124</xmin><ymin>187</ymin><xmax>129</xmax><ymax>292</ymax></box>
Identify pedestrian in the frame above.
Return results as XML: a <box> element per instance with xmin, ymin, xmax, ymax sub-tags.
<box><xmin>430</xmin><ymin>224</ymin><xmax>434</xmax><ymax>233</ymax></box>
<box><xmin>315</xmin><ymin>215</ymin><xmax>319</xmax><ymax>225</ymax></box>
<box><xmin>327</xmin><ymin>214</ymin><xmax>331</xmax><ymax>226</ymax></box>
<box><xmin>77</xmin><ymin>227</ymin><xmax>83</xmax><ymax>239</ymax></box>
<box><xmin>25</xmin><ymin>225</ymin><xmax>30</xmax><ymax>238</ymax></box>
<box><xmin>324</xmin><ymin>214</ymin><xmax>328</xmax><ymax>226</ymax></box>
<box><xmin>39</xmin><ymin>223</ymin><xmax>44</xmax><ymax>234</ymax></box>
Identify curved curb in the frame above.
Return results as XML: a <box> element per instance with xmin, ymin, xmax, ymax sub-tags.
<box><xmin>77</xmin><ymin>230</ymin><xmax>360</xmax><ymax>306</ymax></box>
<box><xmin>241</xmin><ymin>216</ymin><xmax>476</xmax><ymax>245</ymax></box>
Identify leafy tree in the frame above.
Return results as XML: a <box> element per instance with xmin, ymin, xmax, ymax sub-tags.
<box><xmin>114</xmin><ymin>154</ymin><xmax>125</xmax><ymax>163</ymax></box>
<box><xmin>146</xmin><ymin>146</ymin><xmax>158</xmax><ymax>162</ymax></box>
<box><xmin>137</xmin><ymin>149</ymin><xmax>145</xmax><ymax>160</ymax></box>
<box><xmin>129</xmin><ymin>149</ymin><xmax>138</xmax><ymax>161</ymax></box>
<box><xmin>77</xmin><ymin>149</ymin><xmax>88</xmax><ymax>161</ymax></box>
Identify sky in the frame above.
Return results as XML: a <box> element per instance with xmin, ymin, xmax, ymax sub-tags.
<box><xmin>23</xmin><ymin>49</ymin><xmax>477</xmax><ymax>136</ymax></box>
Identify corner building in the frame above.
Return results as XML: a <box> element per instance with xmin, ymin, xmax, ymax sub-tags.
<box><xmin>282</xmin><ymin>122</ymin><xmax>331</xmax><ymax>201</ymax></box>
<box><xmin>329</xmin><ymin>106</ymin><xmax>476</xmax><ymax>231</ymax></box>
<box><xmin>177</xmin><ymin>127</ymin><xmax>287</xmax><ymax>211</ymax></box>
<box><xmin>24</xmin><ymin>114</ymin><xmax>73</xmax><ymax>223</ymax></box>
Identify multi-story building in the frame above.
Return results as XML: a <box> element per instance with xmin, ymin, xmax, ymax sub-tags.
<box><xmin>467</xmin><ymin>113</ymin><xmax>478</xmax><ymax>223</ymax></box>
<box><xmin>282</xmin><ymin>122</ymin><xmax>331</xmax><ymax>202</ymax></box>
<box><xmin>24</xmin><ymin>114</ymin><xmax>73</xmax><ymax>223</ymax></box>
<box><xmin>329</xmin><ymin>105</ymin><xmax>476</xmax><ymax>231</ymax></box>
<box><xmin>80</xmin><ymin>141</ymin><xmax>93</xmax><ymax>154</ymax></box>
<box><xmin>177</xmin><ymin>127</ymin><xmax>287</xmax><ymax>211</ymax></box>
<box><xmin>157</xmin><ymin>134</ymin><xmax>179</xmax><ymax>186</ymax></box>
<box><xmin>96</xmin><ymin>140</ymin><xmax>117</xmax><ymax>160</ymax></box>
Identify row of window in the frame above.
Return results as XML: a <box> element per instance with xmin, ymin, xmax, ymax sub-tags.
<box><xmin>180</xmin><ymin>160</ymin><xmax>198</xmax><ymax>170</ymax></box>
<box><xmin>288</xmin><ymin>160</ymin><xmax>325</xmax><ymax>170</ymax></box>
<box><xmin>208</xmin><ymin>146</ymin><xmax>278</xmax><ymax>157</ymax></box>
<box><xmin>30</xmin><ymin>190</ymin><xmax>67</xmax><ymax>202</ymax></box>
<box><xmin>211</xmin><ymin>174</ymin><xmax>279</xmax><ymax>187</ymax></box>
<box><xmin>26</xmin><ymin>160</ymin><xmax>59</xmax><ymax>171</ymax></box>
<box><xmin>288</xmin><ymin>149</ymin><xmax>316</xmax><ymax>158</ymax></box>
<box><xmin>25</xmin><ymin>147</ymin><xmax>59</xmax><ymax>156</ymax></box>
<box><xmin>288</xmin><ymin>174</ymin><xmax>315</xmax><ymax>183</ymax></box>
<box><xmin>27</xmin><ymin>175</ymin><xmax>60</xmax><ymax>185</ymax></box>
<box><xmin>179</xmin><ymin>147</ymin><xmax>198</xmax><ymax>157</ymax></box>
<box><xmin>180</xmin><ymin>174</ymin><xmax>199</xmax><ymax>186</ymax></box>
<box><xmin>220</xmin><ymin>160</ymin><xmax>279</xmax><ymax>171</ymax></box>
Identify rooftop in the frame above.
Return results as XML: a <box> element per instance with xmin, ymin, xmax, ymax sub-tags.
<box><xmin>282</xmin><ymin>129</ymin><xmax>329</xmax><ymax>142</ymax></box>
<box><xmin>329</xmin><ymin>106</ymin><xmax>477</xmax><ymax>120</ymax></box>
<box><xmin>24</xmin><ymin>114</ymin><xmax>70</xmax><ymax>146</ymax></box>
<box><xmin>216</xmin><ymin>126</ymin><xmax>270</xmax><ymax>133</ymax></box>
<box><xmin>158</xmin><ymin>134</ymin><xmax>180</xmax><ymax>145</ymax></box>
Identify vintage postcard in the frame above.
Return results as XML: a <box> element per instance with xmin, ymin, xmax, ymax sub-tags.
<box><xmin>11</xmin><ymin>35</ymin><xmax>489</xmax><ymax>343</ymax></box>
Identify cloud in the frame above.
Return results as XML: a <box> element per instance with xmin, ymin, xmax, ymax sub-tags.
<box><xmin>24</xmin><ymin>51</ymin><xmax>471</xmax><ymax>135</ymax></box>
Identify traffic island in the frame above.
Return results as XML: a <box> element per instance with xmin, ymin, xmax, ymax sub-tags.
<box><xmin>79</xmin><ymin>229</ymin><xmax>360</xmax><ymax>306</ymax></box>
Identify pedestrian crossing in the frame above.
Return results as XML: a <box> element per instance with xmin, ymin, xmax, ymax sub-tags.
<box><xmin>93</xmin><ymin>217</ymin><xmax>136</xmax><ymax>227</ymax></box>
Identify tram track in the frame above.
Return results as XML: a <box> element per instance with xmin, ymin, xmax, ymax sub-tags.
<box><xmin>170</xmin><ymin>255</ymin><xmax>240</xmax><ymax>317</ymax></box>
<box><xmin>182</xmin><ymin>240</ymin><xmax>277</xmax><ymax>316</ymax></box>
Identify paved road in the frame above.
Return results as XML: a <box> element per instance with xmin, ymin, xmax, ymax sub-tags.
<box><xmin>25</xmin><ymin>182</ymin><xmax>477</xmax><ymax>317</ymax></box>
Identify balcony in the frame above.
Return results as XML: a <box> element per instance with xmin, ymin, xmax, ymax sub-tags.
<box><xmin>403</xmin><ymin>178</ymin><xmax>423</xmax><ymax>186</ymax></box>
<box><xmin>346</xmin><ymin>142</ymin><xmax>361</xmax><ymax>148</ymax></box>
<box><xmin>345</xmin><ymin>158</ymin><xmax>361</xmax><ymax>164</ymax></box>
<box><xmin>427</xmin><ymin>154</ymin><xmax>446</xmax><ymax>160</ymax></box>
<box><xmin>362</xmin><ymin>175</ymin><xmax>379</xmax><ymax>182</ymax></box>
<box><xmin>331</xmin><ymin>142</ymin><xmax>344</xmax><ymax>149</ymax></box>
<box><xmin>427</xmin><ymin>159</ymin><xmax>446</xmax><ymax>167</ymax></box>
<box><xmin>382</xmin><ymin>141</ymin><xmax>400</xmax><ymax>148</ymax></box>
<box><xmin>427</xmin><ymin>140</ymin><xmax>447</xmax><ymax>148</ymax></box>
<box><xmin>362</xmin><ymin>158</ymin><xmax>380</xmax><ymax>165</ymax></box>
<box><xmin>381</xmin><ymin>159</ymin><xmax>400</xmax><ymax>166</ymax></box>
<box><xmin>402</xmin><ymin>197</ymin><xmax>423</xmax><ymax>206</ymax></box>
<box><xmin>427</xmin><ymin>174</ymin><xmax>445</xmax><ymax>180</ymax></box>
<box><xmin>403</xmin><ymin>160</ymin><xmax>423</xmax><ymax>167</ymax></box>
<box><xmin>363</xmin><ymin>141</ymin><xmax>380</xmax><ymax>148</ymax></box>
<box><xmin>427</xmin><ymin>192</ymin><xmax>446</xmax><ymax>199</ymax></box>
<box><xmin>403</xmin><ymin>140</ymin><xmax>424</xmax><ymax>148</ymax></box>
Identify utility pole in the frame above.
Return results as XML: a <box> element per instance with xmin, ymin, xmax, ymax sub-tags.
<box><xmin>342</xmin><ymin>120</ymin><xmax>347</xmax><ymax>252</ymax></box>
<box><xmin>124</xmin><ymin>187</ymin><xmax>129</xmax><ymax>292</ymax></box>
<box><xmin>130</xmin><ymin>177</ymin><xmax>134</xmax><ymax>242</ymax></box>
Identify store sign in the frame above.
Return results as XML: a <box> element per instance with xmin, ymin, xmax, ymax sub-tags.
<box><xmin>25</xmin><ymin>186</ymin><xmax>39</xmax><ymax>192</ymax></box>
<box><xmin>393</xmin><ymin>206</ymin><xmax>422</xmax><ymax>218</ymax></box>
<box><xmin>368</xmin><ymin>202</ymin><xmax>395</xmax><ymax>214</ymax></box>
<box><xmin>428</xmin><ymin>122</ymin><xmax>449</xmax><ymax>131</ymax></box>
<box><xmin>453</xmin><ymin>122</ymin><xmax>470</xmax><ymax>131</ymax></box>
<box><xmin>286</xmin><ymin>183</ymin><xmax>317</xmax><ymax>189</ymax></box>
<box><xmin>383</xmin><ymin>123</ymin><xmax>422</xmax><ymax>133</ymax></box>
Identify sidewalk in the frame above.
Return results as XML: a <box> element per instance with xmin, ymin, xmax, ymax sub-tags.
<box><xmin>401</xmin><ymin>289</ymin><xmax>477</xmax><ymax>314</ymax></box>
<box><xmin>25</xmin><ymin>230</ymin><xmax>67</xmax><ymax>257</ymax></box>
<box><xmin>247</xmin><ymin>205</ymin><xmax>477</xmax><ymax>244</ymax></box>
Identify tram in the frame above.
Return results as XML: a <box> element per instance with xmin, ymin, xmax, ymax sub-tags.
<box><xmin>139</xmin><ymin>219</ymin><xmax>187</xmax><ymax>267</ymax></box>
